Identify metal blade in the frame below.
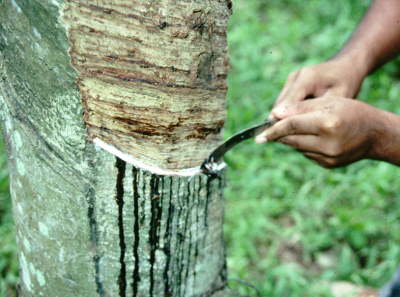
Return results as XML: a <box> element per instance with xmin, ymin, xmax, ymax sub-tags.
<box><xmin>201</xmin><ymin>118</ymin><xmax>277</xmax><ymax>175</ymax></box>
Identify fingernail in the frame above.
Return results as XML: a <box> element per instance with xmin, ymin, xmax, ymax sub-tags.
<box><xmin>255</xmin><ymin>135</ymin><xmax>268</xmax><ymax>144</ymax></box>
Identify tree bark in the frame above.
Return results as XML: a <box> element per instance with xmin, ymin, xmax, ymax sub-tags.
<box><xmin>0</xmin><ymin>0</ymin><xmax>230</xmax><ymax>296</ymax></box>
<box><xmin>62</xmin><ymin>0</ymin><xmax>230</xmax><ymax>173</ymax></box>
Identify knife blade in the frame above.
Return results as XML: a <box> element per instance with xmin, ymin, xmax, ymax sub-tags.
<box><xmin>201</xmin><ymin>118</ymin><xmax>278</xmax><ymax>176</ymax></box>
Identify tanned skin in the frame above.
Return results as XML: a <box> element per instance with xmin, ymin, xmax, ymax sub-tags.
<box><xmin>256</xmin><ymin>0</ymin><xmax>400</xmax><ymax>168</ymax></box>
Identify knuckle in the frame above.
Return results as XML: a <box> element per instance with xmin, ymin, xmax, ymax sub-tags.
<box><xmin>286</xmin><ymin>119</ymin><xmax>298</xmax><ymax>134</ymax></box>
<box><xmin>299</xmin><ymin>66</ymin><xmax>315</xmax><ymax>79</ymax></box>
<box><xmin>322</xmin><ymin>116</ymin><xmax>342</xmax><ymax>132</ymax></box>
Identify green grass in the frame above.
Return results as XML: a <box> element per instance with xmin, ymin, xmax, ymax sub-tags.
<box><xmin>1</xmin><ymin>0</ymin><xmax>400</xmax><ymax>296</ymax></box>
<box><xmin>224</xmin><ymin>0</ymin><xmax>400</xmax><ymax>296</ymax></box>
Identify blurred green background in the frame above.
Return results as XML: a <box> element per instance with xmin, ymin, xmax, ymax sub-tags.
<box><xmin>2</xmin><ymin>0</ymin><xmax>400</xmax><ymax>296</ymax></box>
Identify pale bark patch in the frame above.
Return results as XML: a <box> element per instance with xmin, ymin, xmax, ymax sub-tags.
<box><xmin>20</xmin><ymin>252</ymin><xmax>32</xmax><ymax>292</ymax></box>
<box><xmin>38</xmin><ymin>221</ymin><xmax>50</xmax><ymax>237</ymax></box>
<box><xmin>15</xmin><ymin>158</ymin><xmax>26</xmax><ymax>176</ymax></box>
<box><xmin>36</xmin><ymin>270</ymin><xmax>46</xmax><ymax>287</ymax></box>
<box><xmin>13</xmin><ymin>130</ymin><xmax>23</xmax><ymax>150</ymax></box>
<box><xmin>22</xmin><ymin>238</ymin><xmax>31</xmax><ymax>251</ymax></box>
<box><xmin>10</xmin><ymin>0</ymin><xmax>22</xmax><ymax>13</ymax></box>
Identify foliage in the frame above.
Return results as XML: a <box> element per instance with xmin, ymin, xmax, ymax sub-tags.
<box><xmin>225</xmin><ymin>0</ymin><xmax>400</xmax><ymax>296</ymax></box>
<box><xmin>1</xmin><ymin>0</ymin><xmax>400</xmax><ymax>296</ymax></box>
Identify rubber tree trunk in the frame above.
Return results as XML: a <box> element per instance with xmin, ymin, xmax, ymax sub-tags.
<box><xmin>0</xmin><ymin>0</ymin><xmax>231</xmax><ymax>296</ymax></box>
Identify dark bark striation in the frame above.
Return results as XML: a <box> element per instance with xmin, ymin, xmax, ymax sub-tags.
<box><xmin>115</xmin><ymin>158</ymin><xmax>127</xmax><ymax>297</ymax></box>
<box><xmin>131</xmin><ymin>166</ymin><xmax>140</xmax><ymax>297</ymax></box>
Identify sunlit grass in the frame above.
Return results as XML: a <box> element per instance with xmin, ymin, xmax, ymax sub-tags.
<box><xmin>225</xmin><ymin>0</ymin><xmax>400</xmax><ymax>296</ymax></box>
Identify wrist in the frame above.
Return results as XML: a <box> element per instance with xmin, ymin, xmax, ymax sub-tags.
<box><xmin>368</xmin><ymin>109</ymin><xmax>400</xmax><ymax>165</ymax></box>
<box><xmin>332</xmin><ymin>49</ymin><xmax>371</xmax><ymax>80</ymax></box>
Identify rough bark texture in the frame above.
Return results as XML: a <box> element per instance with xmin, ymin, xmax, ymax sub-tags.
<box><xmin>62</xmin><ymin>0</ymin><xmax>230</xmax><ymax>171</ymax></box>
<box><xmin>0</xmin><ymin>0</ymin><xmax>230</xmax><ymax>296</ymax></box>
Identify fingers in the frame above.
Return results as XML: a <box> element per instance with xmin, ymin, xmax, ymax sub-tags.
<box><xmin>270</xmin><ymin>99</ymin><xmax>319</xmax><ymax>119</ymax></box>
<box><xmin>270</xmin><ymin>58</ymin><xmax>366</xmax><ymax>120</ymax></box>
<box><xmin>274</xmin><ymin>71</ymin><xmax>304</xmax><ymax>106</ymax></box>
<box><xmin>256</xmin><ymin>112</ymin><xmax>321</xmax><ymax>144</ymax></box>
<box><xmin>303</xmin><ymin>152</ymin><xmax>351</xmax><ymax>169</ymax></box>
<box><xmin>271</xmin><ymin>68</ymin><xmax>319</xmax><ymax>119</ymax></box>
<box><xmin>257</xmin><ymin>133</ymin><xmax>345</xmax><ymax>168</ymax></box>
<box><xmin>303</xmin><ymin>152</ymin><xmax>338</xmax><ymax>168</ymax></box>
<box><xmin>278</xmin><ymin>135</ymin><xmax>322</xmax><ymax>154</ymax></box>
<box><xmin>271</xmin><ymin>87</ymin><xmax>306</xmax><ymax>120</ymax></box>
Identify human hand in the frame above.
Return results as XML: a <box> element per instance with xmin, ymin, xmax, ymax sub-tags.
<box><xmin>269</xmin><ymin>57</ymin><xmax>368</xmax><ymax>120</ymax></box>
<box><xmin>256</xmin><ymin>96</ymin><xmax>388</xmax><ymax>168</ymax></box>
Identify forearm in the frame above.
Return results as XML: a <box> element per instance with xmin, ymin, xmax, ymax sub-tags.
<box><xmin>335</xmin><ymin>0</ymin><xmax>400</xmax><ymax>76</ymax></box>
<box><xmin>370</xmin><ymin>110</ymin><xmax>400</xmax><ymax>166</ymax></box>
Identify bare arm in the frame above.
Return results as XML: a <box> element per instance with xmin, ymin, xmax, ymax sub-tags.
<box><xmin>371</xmin><ymin>109</ymin><xmax>400</xmax><ymax>166</ymax></box>
<box><xmin>258</xmin><ymin>0</ymin><xmax>400</xmax><ymax>168</ymax></box>
<box><xmin>270</xmin><ymin>0</ymin><xmax>400</xmax><ymax>115</ymax></box>
<box><xmin>337</xmin><ymin>0</ymin><xmax>400</xmax><ymax>76</ymax></box>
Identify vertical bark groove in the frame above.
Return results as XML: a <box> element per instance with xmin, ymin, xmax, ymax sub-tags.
<box><xmin>193</xmin><ymin>176</ymin><xmax>202</xmax><ymax>286</ymax></box>
<box><xmin>181</xmin><ymin>180</ymin><xmax>193</xmax><ymax>297</ymax></box>
<box><xmin>175</xmin><ymin>178</ymin><xmax>184</xmax><ymax>296</ymax></box>
<box><xmin>148</xmin><ymin>174</ymin><xmax>161</xmax><ymax>297</ymax></box>
<box><xmin>163</xmin><ymin>176</ymin><xmax>174</xmax><ymax>297</ymax></box>
<box><xmin>131</xmin><ymin>167</ymin><xmax>140</xmax><ymax>297</ymax></box>
<box><xmin>204</xmin><ymin>178</ymin><xmax>212</xmax><ymax>229</ymax></box>
<box><xmin>86</xmin><ymin>186</ymin><xmax>106</xmax><ymax>297</ymax></box>
<box><xmin>115</xmin><ymin>158</ymin><xmax>127</xmax><ymax>297</ymax></box>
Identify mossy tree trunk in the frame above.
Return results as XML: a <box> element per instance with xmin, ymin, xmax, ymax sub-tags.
<box><xmin>0</xmin><ymin>0</ymin><xmax>231</xmax><ymax>296</ymax></box>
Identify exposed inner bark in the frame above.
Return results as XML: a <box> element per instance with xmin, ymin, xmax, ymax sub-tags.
<box><xmin>62</xmin><ymin>0</ymin><xmax>231</xmax><ymax>171</ymax></box>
